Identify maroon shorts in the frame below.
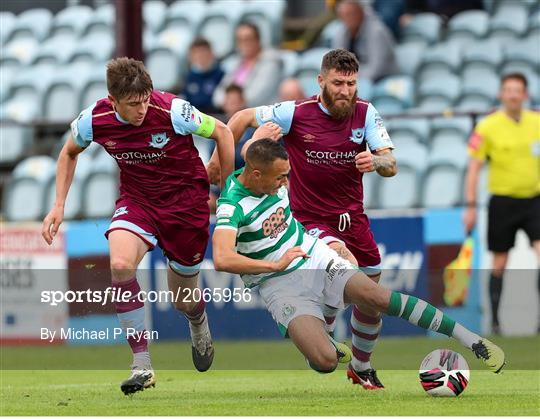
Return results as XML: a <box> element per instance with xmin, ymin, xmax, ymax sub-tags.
<box><xmin>105</xmin><ymin>196</ymin><xmax>209</xmax><ymax>268</ymax></box>
<box><xmin>295</xmin><ymin>211</ymin><xmax>381</xmax><ymax>271</ymax></box>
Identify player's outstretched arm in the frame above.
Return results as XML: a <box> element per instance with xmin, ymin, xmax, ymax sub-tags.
<box><xmin>42</xmin><ymin>135</ymin><xmax>84</xmax><ymax>245</ymax></box>
<box><xmin>208</xmin><ymin>119</ymin><xmax>235</xmax><ymax>188</ymax></box>
<box><xmin>227</xmin><ymin>108</ymin><xmax>259</xmax><ymax>143</ymax></box>
<box><xmin>212</xmin><ymin>229</ymin><xmax>307</xmax><ymax>274</ymax></box>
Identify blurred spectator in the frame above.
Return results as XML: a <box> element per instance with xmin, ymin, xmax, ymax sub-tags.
<box><xmin>184</xmin><ymin>37</ymin><xmax>224</xmax><ymax>113</ymax></box>
<box><xmin>213</xmin><ymin>22</ymin><xmax>282</xmax><ymax>109</ymax></box>
<box><xmin>332</xmin><ymin>0</ymin><xmax>399</xmax><ymax>81</ymax></box>
<box><xmin>223</xmin><ymin>84</ymin><xmax>255</xmax><ymax>170</ymax></box>
<box><xmin>373</xmin><ymin>0</ymin><xmax>405</xmax><ymax>39</ymax></box>
<box><xmin>279</xmin><ymin>78</ymin><xmax>307</xmax><ymax>101</ymax></box>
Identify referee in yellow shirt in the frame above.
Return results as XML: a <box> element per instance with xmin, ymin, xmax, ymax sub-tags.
<box><xmin>464</xmin><ymin>73</ymin><xmax>540</xmax><ymax>335</ymax></box>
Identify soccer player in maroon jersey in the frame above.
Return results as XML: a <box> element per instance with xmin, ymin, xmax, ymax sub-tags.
<box><xmin>42</xmin><ymin>57</ymin><xmax>235</xmax><ymax>395</ymax></box>
<box><xmin>224</xmin><ymin>49</ymin><xmax>397</xmax><ymax>390</ymax></box>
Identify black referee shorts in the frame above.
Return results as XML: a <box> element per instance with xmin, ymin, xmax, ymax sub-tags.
<box><xmin>488</xmin><ymin>194</ymin><xmax>540</xmax><ymax>252</ymax></box>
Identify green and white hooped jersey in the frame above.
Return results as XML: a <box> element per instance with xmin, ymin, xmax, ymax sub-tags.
<box><xmin>215</xmin><ymin>168</ymin><xmax>316</xmax><ymax>288</ymax></box>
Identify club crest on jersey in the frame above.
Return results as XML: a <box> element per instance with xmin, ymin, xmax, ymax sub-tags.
<box><xmin>113</xmin><ymin>206</ymin><xmax>128</xmax><ymax>218</ymax></box>
<box><xmin>149</xmin><ymin>132</ymin><xmax>170</xmax><ymax>149</ymax></box>
<box><xmin>349</xmin><ymin>128</ymin><xmax>365</xmax><ymax>144</ymax></box>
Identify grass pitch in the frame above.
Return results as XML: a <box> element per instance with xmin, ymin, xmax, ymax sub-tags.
<box><xmin>1</xmin><ymin>336</ymin><xmax>539</xmax><ymax>416</ymax></box>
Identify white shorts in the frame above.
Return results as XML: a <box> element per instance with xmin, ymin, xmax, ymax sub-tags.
<box><xmin>258</xmin><ymin>238</ymin><xmax>357</xmax><ymax>336</ymax></box>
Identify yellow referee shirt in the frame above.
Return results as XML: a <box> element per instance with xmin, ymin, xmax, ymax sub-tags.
<box><xmin>468</xmin><ymin>109</ymin><xmax>540</xmax><ymax>198</ymax></box>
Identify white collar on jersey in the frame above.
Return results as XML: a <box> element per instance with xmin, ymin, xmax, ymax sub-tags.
<box><xmin>316</xmin><ymin>95</ymin><xmax>332</xmax><ymax>116</ymax></box>
<box><xmin>115</xmin><ymin>111</ymin><xmax>130</xmax><ymax>124</ymax></box>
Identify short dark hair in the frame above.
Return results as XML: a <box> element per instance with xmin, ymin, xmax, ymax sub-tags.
<box><xmin>237</xmin><ymin>21</ymin><xmax>260</xmax><ymax>41</ymax></box>
<box><xmin>501</xmin><ymin>72</ymin><xmax>528</xmax><ymax>89</ymax></box>
<box><xmin>225</xmin><ymin>84</ymin><xmax>244</xmax><ymax>96</ymax></box>
<box><xmin>246</xmin><ymin>139</ymin><xmax>288</xmax><ymax>168</ymax></box>
<box><xmin>321</xmin><ymin>49</ymin><xmax>359</xmax><ymax>75</ymax></box>
<box><xmin>189</xmin><ymin>37</ymin><xmax>212</xmax><ymax>50</ymax></box>
<box><xmin>106</xmin><ymin>57</ymin><xmax>153</xmax><ymax>100</ymax></box>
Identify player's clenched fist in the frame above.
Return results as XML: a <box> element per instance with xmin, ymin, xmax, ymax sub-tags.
<box><xmin>355</xmin><ymin>150</ymin><xmax>375</xmax><ymax>173</ymax></box>
<box><xmin>252</xmin><ymin>122</ymin><xmax>282</xmax><ymax>142</ymax></box>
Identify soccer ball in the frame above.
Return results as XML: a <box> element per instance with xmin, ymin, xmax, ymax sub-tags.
<box><xmin>419</xmin><ymin>349</ymin><xmax>470</xmax><ymax>397</ymax></box>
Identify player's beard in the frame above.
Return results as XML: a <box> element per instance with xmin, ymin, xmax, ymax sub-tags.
<box><xmin>322</xmin><ymin>86</ymin><xmax>357</xmax><ymax>120</ymax></box>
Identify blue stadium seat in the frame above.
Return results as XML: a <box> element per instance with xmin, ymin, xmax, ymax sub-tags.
<box><xmin>162</xmin><ymin>0</ymin><xmax>206</xmax><ymax>49</ymax></box>
<box><xmin>386</xmin><ymin>117</ymin><xmax>430</xmax><ymax>145</ymax></box>
<box><xmin>295</xmin><ymin>47</ymin><xmax>331</xmax><ymax>84</ymax></box>
<box><xmin>395</xmin><ymin>42</ymin><xmax>424</xmax><ymax>76</ymax></box>
<box><xmin>446</xmin><ymin>10</ymin><xmax>490</xmax><ymax>45</ymax></box>
<box><xmin>0</xmin><ymin>123</ymin><xmax>32</xmax><ymax>164</ymax></box>
<box><xmin>401</xmin><ymin>13</ymin><xmax>442</xmax><ymax>45</ymax></box>
<box><xmin>430</xmin><ymin>116</ymin><xmax>473</xmax><ymax>143</ymax></box>
<box><xmin>43</xmin><ymin>62</ymin><xmax>93</xmax><ymax>122</ymax></box>
<box><xmin>146</xmin><ymin>45</ymin><xmax>185</xmax><ymax>91</ymax></box>
<box><xmin>421</xmin><ymin>163</ymin><xmax>464</xmax><ymax>208</ymax></box>
<box><xmin>143</xmin><ymin>0</ymin><xmax>167</xmax><ymax>34</ymax></box>
<box><xmin>279</xmin><ymin>49</ymin><xmax>299</xmax><ymax>79</ymax></box>
<box><xmin>31</xmin><ymin>34</ymin><xmax>77</xmax><ymax>66</ymax></box>
<box><xmin>372</xmin><ymin>75</ymin><xmax>414</xmax><ymax>113</ymax></box>
<box><xmin>376</xmin><ymin>162</ymin><xmax>421</xmax><ymax>209</ymax></box>
<box><xmin>4</xmin><ymin>156</ymin><xmax>56</xmax><ymax>221</ymax></box>
<box><xmin>82</xmin><ymin>3</ymin><xmax>114</xmax><ymax>38</ymax></box>
<box><xmin>417</xmin><ymin>73</ymin><xmax>461</xmax><ymax>108</ymax></box>
<box><xmin>43</xmin><ymin>152</ymin><xmax>94</xmax><ymax>220</ymax></box>
<box><xmin>461</xmin><ymin>40</ymin><xmax>503</xmax><ymax>77</ymax></box>
<box><xmin>428</xmin><ymin>139</ymin><xmax>468</xmax><ymax>169</ymax></box>
<box><xmin>81</xmin><ymin>172</ymin><xmax>118</xmax><ymax>219</ymax></box>
<box><xmin>0</xmin><ymin>11</ymin><xmax>16</xmax><ymax>46</ymax></box>
<box><xmin>501</xmin><ymin>38</ymin><xmax>540</xmax><ymax>76</ymax></box>
<box><xmin>50</xmin><ymin>5</ymin><xmax>93</xmax><ymax>38</ymax></box>
<box><xmin>3</xmin><ymin>37</ymin><xmax>39</xmax><ymax>66</ymax></box>
<box><xmin>6</xmin><ymin>8</ymin><xmax>52</xmax><ymax>43</ymax></box>
<box><xmin>489</xmin><ymin>6</ymin><xmax>528</xmax><ymax>44</ymax></box>
<box><xmin>528</xmin><ymin>9</ymin><xmax>540</xmax><ymax>37</ymax></box>
<box><xmin>241</xmin><ymin>0</ymin><xmax>286</xmax><ymax>47</ymax></box>
<box><xmin>362</xmin><ymin>171</ymin><xmax>378</xmax><ymax>209</ymax></box>
<box><xmin>460</xmin><ymin>71</ymin><xmax>500</xmax><ymax>104</ymax></box>
<box><xmin>79</xmin><ymin>66</ymin><xmax>108</xmax><ymax>110</ymax></box>
<box><xmin>198</xmin><ymin>0</ymin><xmax>244</xmax><ymax>59</ymax></box>
<box><xmin>417</xmin><ymin>42</ymin><xmax>462</xmax><ymax>82</ymax></box>
<box><xmin>67</xmin><ymin>32</ymin><xmax>114</xmax><ymax>65</ymax></box>
<box><xmin>3</xmin><ymin>65</ymin><xmax>55</xmax><ymax>122</ymax></box>
<box><xmin>357</xmin><ymin>77</ymin><xmax>373</xmax><ymax>102</ymax></box>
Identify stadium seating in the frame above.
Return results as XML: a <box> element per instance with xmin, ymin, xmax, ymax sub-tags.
<box><xmin>0</xmin><ymin>123</ymin><xmax>32</xmax><ymax>164</ymax></box>
<box><xmin>2</xmin><ymin>0</ymin><xmax>538</xmax><ymax>218</ymax></box>
<box><xmin>3</xmin><ymin>156</ymin><xmax>56</xmax><ymax>221</ymax></box>
<box><xmin>446</xmin><ymin>10</ymin><xmax>490</xmax><ymax>46</ymax></box>
<box><xmin>401</xmin><ymin>13</ymin><xmax>442</xmax><ymax>45</ymax></box>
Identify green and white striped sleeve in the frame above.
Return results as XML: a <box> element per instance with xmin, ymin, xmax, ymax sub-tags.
<box><xmin>215</xmin><ymin>199</ymin><xmax>243</xmax><ymax>231</ymax></box>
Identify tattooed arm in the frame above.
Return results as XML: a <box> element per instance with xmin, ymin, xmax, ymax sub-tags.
<box><xmin>355</xmin><ymin>148</ymin><xmax>397</xmax><ymax>177</ymax></box>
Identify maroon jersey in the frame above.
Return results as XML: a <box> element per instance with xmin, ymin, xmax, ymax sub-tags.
<box><xmin>71</xmin><ymin>90</ymin><xmax>211</xmax><ymax>209</ymax></box>
<box><xmin>255</xmin><ymin>96</ymin><xmax>394</xmax><ymax>219</ymax></box>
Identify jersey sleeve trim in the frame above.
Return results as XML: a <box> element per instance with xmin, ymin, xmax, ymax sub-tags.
<box><xmin>255</xmin><ymin>101</ymin><xmax>295</xmax><ymax>135</ymax></box>
<box><xmin>71</xmin><ymin>102</ymin><xmax>96</xmax><ymax>148</ymax></box>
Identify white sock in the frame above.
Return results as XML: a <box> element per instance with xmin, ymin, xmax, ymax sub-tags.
<box><xmin>133</xmin><ymin>351</ymin><xmax>151</xmax><ymax>369</ymax></box>
<box><xmin>351</xmin><ymin>359</ymin><xmax>372</xmax><ymax>371</ymax></box>
<box><xmin>452</xmin><ymin>323</ymin><xmax>481</xmax><ymax>349</ymax></box>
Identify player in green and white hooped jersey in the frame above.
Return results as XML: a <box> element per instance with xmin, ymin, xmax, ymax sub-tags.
<box><xmin>213</xmin><ymin>139</ymin><xmax>506</xmax><ymax>375</ymax></box>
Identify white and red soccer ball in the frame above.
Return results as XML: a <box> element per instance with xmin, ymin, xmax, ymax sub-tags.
<box><xmin>419</xmin><ymin>349</ymin><xmax>470</xmax><ymax>397</ymax></box>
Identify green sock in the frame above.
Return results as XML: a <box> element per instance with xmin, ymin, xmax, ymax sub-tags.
<box><xmin>387</xmin><ymin>291</ymin><xmax>480</xmax><ymax>348</ymax></box>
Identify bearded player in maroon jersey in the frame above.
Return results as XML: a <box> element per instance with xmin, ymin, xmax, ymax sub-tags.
<box><xmin>42</xmin><ymin>57</ymin><xmax>235</xmax><ymax>395</ymax></box>
<box><xmin>224</xmin><ymin>49</ymin><xmax>397</xmax><ymax>390</ymax></box>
